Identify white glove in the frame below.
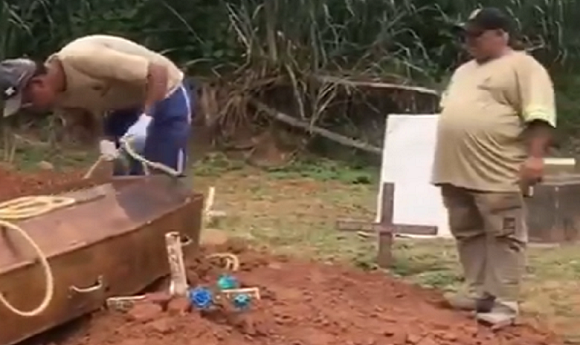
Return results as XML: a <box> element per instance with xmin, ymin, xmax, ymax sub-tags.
<box><xmin>123</xmin><ymin>114</ymin><xmax>152</xmax><ymax>140</ymax></box>
<box><xmin>99</xmin><ymin>139</ymin><xmax>118</xmax><ymax>161</ymax></box>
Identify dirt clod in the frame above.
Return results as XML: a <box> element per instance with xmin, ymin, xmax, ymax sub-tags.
<box><xmin>166</xmin><ymin>297</ymin><xmax>192</xmax><ymax>316</ymax></box>
<box><xmin>125</xmin><ymin>303</ymin><xmax>163</xmax><ymax>323</ymax></box>
<box><xmin>147</xmin><ymin>318</ymin><xmax>175</xmax><ymax>334</ymax></box>
<box><xmin>201</xmin><ymin>228</ymin><xmax>230</xmax><ymax>247</ymax></box>
<box><xmin>144</xmin><ymin>292</ymin><xmax>172</xmax><ymax>306</ymax></box>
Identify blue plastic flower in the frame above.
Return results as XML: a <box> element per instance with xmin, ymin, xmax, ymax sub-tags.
<box><xmin>188</xmin><ymin>287</ymin><xmax>213</xmax><ymax>310</ymax></box>
<box><xmin>217</xmin><ymin>274</ymin><xmax>239</xmax><ymax>290</ymax></box>
<box><xmin>232</xmin><ymin>293</ymin><xmax>251</xmax><ymax>310</ymax></box>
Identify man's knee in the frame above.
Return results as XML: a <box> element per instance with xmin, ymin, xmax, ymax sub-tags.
<box><xmin>476</xmin><ymin>192</ymin><xmax>526</xmax><ymax>242</ymax></box>
<box><xmin>441</xmin><ymin>184</ymin><xmax>484</xmax><ymax>239</ymax></box>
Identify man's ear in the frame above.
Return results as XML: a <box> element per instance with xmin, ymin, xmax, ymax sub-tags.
<box><xmin>27</xmin><ymin>77</ymin><xmax>43</xmax><ymax>88</ymax></box>
<box><xmin>499</xmin><ymin>30</ymin><xmax>509</xmax><ymax>40</ymax></box>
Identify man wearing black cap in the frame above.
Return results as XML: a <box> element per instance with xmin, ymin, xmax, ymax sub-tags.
<box><xmin>0</xmin><ymin>35</ymin><xmax>192</xmax><ymax>177</ymax></box>
<box><xmin>432</xmin><ymin>8</ymin><xmax>555</xmax><ymax>328</ymax></box>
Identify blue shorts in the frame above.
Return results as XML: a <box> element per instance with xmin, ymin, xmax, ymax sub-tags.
<box><xmin>104</xmin><ymin>82</ymin><xmax>194</xmax><ymax>176</ymax></box>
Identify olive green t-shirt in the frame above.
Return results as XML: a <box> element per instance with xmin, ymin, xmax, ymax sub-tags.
<box><xmin>432</xmin><ymin>51</ymin><xmax>556</xmax><ymax>192</ymax></box>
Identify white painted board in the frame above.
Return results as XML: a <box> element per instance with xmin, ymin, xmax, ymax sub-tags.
<box><xmin>375</xmin><ymin>114</ymin><xmax>451</xmax><ymax>238</ymax></box>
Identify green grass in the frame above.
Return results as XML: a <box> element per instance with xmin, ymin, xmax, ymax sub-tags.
<box><xmin>0</xmin><ymin>141</ymin><xmax>97</xmax><ymax>172</ymax></box>
<box><xmin>4</xmin><ymin>146</ymin><xmax>580</xmax><ymax>340</ymax></box>
<box><xmin>192</xmin><ymin>155</ymin><xmax>580</xmax><ymax>340</ymax></box>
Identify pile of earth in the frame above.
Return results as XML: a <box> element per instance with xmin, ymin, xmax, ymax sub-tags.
<box><xmin>51</xmin><ymin>241</ymin><xmax>560</xmax><ymax>345</ymax></box>
<box><xmin>0</xmin><ymin>166</ymin><xmax>85</xmax><ymax>202</ymax></box>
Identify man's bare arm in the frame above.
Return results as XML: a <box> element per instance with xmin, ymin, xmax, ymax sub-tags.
<box><xmin>515</xmin><ymin>56</ymin><xmax>556</xmax><ymax>159</ymax></box>
<box><xmin>143</xmin><ymin>62</ymin><xmax>168</xmax><ymax>115</ymax></box>
<box><xmin>524</xmin><ymin>120</ymin><xmax>553</xmax><ymax>158</ymax></box>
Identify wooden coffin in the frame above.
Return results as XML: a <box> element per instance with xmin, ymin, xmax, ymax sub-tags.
<box><xmin>526</xmin><ymin>174</ymin><xmax>580</xmax><ymax>244</ymax></box>
<box><xmin>0</xmin><ymin>175</ymin><xmax>203</xmax><ymax>345</ymax></box>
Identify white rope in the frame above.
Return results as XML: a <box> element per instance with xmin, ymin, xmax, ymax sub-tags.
<box><xmin>0</xmin><ymin>196</ymin><xmax>76</xmax><ymax>316</ymax></box>
<box><xmin>119</xmin><ymin>136</ymin><xmax>182</xmax><ymax>177</ymax></box>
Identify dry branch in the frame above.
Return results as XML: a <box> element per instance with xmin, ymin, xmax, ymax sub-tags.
<box><xmin>315</xmin><ymin>75</ymin><xmax>440</xmax><ymax>97</ymax></box>
<box><xmin>251</xmin><ymin>99</ymin><xmax>382</xmax><ymax>155</ymax></box>
<box><xmin>13</xmin><ymin>134</ymin><xmax>50</xmax><ymax>148</ymax></box>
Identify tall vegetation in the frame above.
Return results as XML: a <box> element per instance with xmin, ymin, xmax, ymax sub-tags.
<box><xmin>3</xmin><ymin>0</ymin><xmax>576</xmax><ymax>76</ymax></box>
<box><xmin>2</xmin><ymin>0</ymin><xmax>580</xmax><ymax>150</ymax></box>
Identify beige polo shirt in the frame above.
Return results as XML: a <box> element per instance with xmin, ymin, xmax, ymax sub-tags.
<box><xmin>46</xmin><ymin>35</ymin><xmax>183</xmax><ymax>114</ymax></box>
<box><xmin>432</xmin><ymin>51</ymin><xmax>556</xmax><ymax>192</ymax></box>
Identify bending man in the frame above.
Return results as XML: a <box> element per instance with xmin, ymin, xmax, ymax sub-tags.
<box><xmin>0</xmin><ymin>34</ymin><xmax>192</xmax><ymax>177</ymax></box>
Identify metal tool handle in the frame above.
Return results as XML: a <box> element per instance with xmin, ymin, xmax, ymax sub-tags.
<box><xmin>69</xmin><ymin>276</ymin><xmax>104</xmax><ymax>294</ymax></box>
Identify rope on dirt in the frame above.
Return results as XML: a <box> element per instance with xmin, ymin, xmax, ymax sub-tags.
<box><xmin>0</xmin><ymin>195</ymin><xmax>76</xmax><ymax>317</ymax></box>
<box><xmin>206</xmin><ymin>253</ymin><xmax>240</xmax><ymax>271</ymax></box>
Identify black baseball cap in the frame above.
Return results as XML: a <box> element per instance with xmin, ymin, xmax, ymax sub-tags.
<box><xmin>457</xmin><ymin>7</ymin><xmax>514</xmax><ymax>34</ymax></box>
<box><xmin>0</xmin><ymin>58</ymin><xmax>37</xmax><ymax>117</ymax></box>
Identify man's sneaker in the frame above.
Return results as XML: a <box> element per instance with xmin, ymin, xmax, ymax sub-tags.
<box><xmin>443</xmin><ymin>292</ymin><xmax>495</xmax><ymax>312</ymax></box>
<box><xmin>476</xmin><ymin>302</ymin><xmax>518</xmax><ymax>330</ymax></box>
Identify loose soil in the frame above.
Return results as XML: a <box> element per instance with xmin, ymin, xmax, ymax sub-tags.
<box><xmin>52</xmin><ymin>242</ymin><xmax>561</xmax><ymax>345</ymax></box>
<box><xmin>0</xmin><ymin>167</ymin><xmax>85</xmax><ymax>202</ymax></box>
<box><xmin>1</xmin><ymin>168</ymin><xmax>563</xmax><ymax>345</ymax></box>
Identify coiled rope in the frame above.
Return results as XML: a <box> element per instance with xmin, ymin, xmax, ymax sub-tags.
<box><xmin>206</xmin><ymin>253</ymin><xmax>240</xmax><ymax>271</ymax></box>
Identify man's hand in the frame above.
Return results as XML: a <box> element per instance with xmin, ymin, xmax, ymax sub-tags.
<box><xmin>99</xmin><ymin>139</ymin><xmax>118</xmax><ymax>161</ymax></box>
<box><xmin>121</xmin><ymin>114</ymin><xmax>151</xmax><ymax>153</ymax></box>
<box><xmin>520</xmin><ymin>156</ymin><xmax>544</xmax><ymax>185</ymax></box>
<box><xmin>124</xmin><ymin>114</ymin><xmax>152</xmax><ymax>139</ymax></box>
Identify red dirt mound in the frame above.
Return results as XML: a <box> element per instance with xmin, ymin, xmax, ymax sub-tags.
<box><xmin>56</xmin><ymin>242</ymin><xmax>561</xmax><ymax>345</ymax></box>
<box><xmin>0</xmin><ymin>167</ymin><xmax>85</xmax><ymax>202</ymax></box>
